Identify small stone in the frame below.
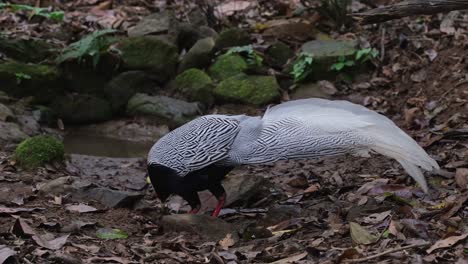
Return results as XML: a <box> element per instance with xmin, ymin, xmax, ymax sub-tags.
<box><xmin>161</xmin><ymin>214</ymin><xmax>239</xmax><ymax>241</ymax></box>
<box><xmin>209</xmin><ymin>54</ymin><xmax>248</xmax><ymax>81</ymax></box>
<box><xmin>16</xmin><ymin>115</ymin><xmax>40</xmax><ymax>136</ymax></box>
<box><xmin>0</xmin><ymin>103</ymin><xmax>14</xmax><ymax>121</ymax></box>
<box><xmin>126</xmin><ymin>93</ymin><xmax>200</xmax><ymax>125</ymax></box>
<box><xmin>265</xmin><ymin>42</ymin><xmax>294</xmax><ymax>68</ymax></box>
<box><xmin>172</xmin><ymin>69</ymin><xmax>213</xmax><ymax>104</ymax></box>
<box><xmin>117</xmin><ymin>37</ymin><xmax>178</xmax><ymax>82</ymax></box>
<box><xmin>52</xmin><ymin>94</ymin><xmax>113</xmax><ymax>124</ymax></box>
<box><xmin>214</xmin><ymin>74</ymin><xmax>280</xmax><ymax>105</ymax></box>
<box><xmin>71</xmin><ymin>187</ymin><xmax>144</xmax><ymax>208</ymax></box>
<box><xmin>127</xmin><ymin>11</ymin><xmax>174</xmax><ymax>37</ymax></box>
<box><xmin>0</xmin><ymin>121</ymin><xmax>28</xmax><ymax>144</ymax></box>
<box><xmin>178</xmin><ymin>37</ymin><xmax>215</xmax><ymax>72</ymax></box>
<box><xmin>215</xmin><ymin>28</ymin><xmax>250</xmax><ymax>51</ymax></box>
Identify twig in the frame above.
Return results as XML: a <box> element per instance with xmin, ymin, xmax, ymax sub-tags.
<box><xmin>380</xmin><ymin>25</ymin><xmax>386</xmax><ymax>62</ymax></box>
<box><xmin>342</xmin><ymin>242</ymin><xmax>430</xmax><ymax>263</ymax></box>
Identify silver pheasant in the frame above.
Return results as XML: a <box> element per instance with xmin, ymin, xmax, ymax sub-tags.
<box><xmin>147</xmin><ymin>98</ymin><xmax>439</xmax><ymax>217</ymax></box>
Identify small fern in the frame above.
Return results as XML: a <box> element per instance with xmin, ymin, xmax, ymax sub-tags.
<box><xmin>57</xmin><ymin>29</ymin><xmax>116</xmax><ymax>67</ymax></box>
<box><xmin>0</xmin><ymin>3</ymin><xmax>64</xmax><ymax>21</ymax></box>
<box><xmin>291</xmin><ymin>52</ymin><xmax>314</xmax><ymax>83</ymax></box>
<box><xmin>226</xmin><ymin>45</ymin><xmax>263</xmax><ymax>67</ymax></box>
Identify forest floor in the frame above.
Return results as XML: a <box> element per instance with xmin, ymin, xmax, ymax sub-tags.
<box><xmin>0</xmin><ymin>0</ymin><xmax>467</xmax><ymax>263</ymax></box>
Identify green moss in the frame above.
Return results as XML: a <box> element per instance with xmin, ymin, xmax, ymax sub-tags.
<box><xmin>118</xmin><ymin>36</ymin><xmax>178</xmax><ymax>82</ymax></box>
<box><xmin>173</xmin><ymin>69</ymin><xmax>213</xmax><ymax>104</ymax></box>
<box><xmin>15</xmin><ymin>135</ymin><xmax>64</xmax><ymax>169</ymax></box>
<box><xmin>214</xmin><ymin>74</ymin><xmax>280</xmax><ymax>105</ymax></box>
<box><xmin>215</xmin><ymin>28</ymin><xmax>250</xmax><ymax>51</ymax></box>
<box><xmin>208</xmin><ymin>54</ymin><xmax>248</xmax><ymax>81</ymax></box>
<box><xmin>266</xmin><ymin>42</ymin><xmax>294</xmax><ymax>67</ymax></box>
<box><xmin>0</xmin><ymin>62</ymin><xmax>59</xmax><ymax>81</ymax></box>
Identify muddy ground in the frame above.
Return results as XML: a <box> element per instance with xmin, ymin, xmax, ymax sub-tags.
<box><xmin>1</xmin><ymin>0</ymin><xmax>467</xmax><ymax>263</ymax></box>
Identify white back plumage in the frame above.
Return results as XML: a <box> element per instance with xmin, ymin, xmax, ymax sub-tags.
<box><xmin>148</xmin><ymin>98</ymin><xmax>439</xmax><ymax>192</ymax></box>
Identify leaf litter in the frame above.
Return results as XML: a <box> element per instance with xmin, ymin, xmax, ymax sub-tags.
<box><xmin>0</xmin><ymin>0</ymin><xmax>467</xmax><ymax>263</ymax></box>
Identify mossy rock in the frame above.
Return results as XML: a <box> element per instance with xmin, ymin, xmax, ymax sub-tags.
<box><xmin>178</xmin><ymin>37</ymin><xmax>215</xmax><ymax>72</ymax></box>
<box><xmin>0</xmin><ymin>37</ymin><xmax>57</xmax><ymax>63</ymax></box>
<box><xmin>265</xmin><ymin>42</ymin><xmax>294</xmax><ymax>68</ymax></box>
<box><xmin>172</xmin><ymin>69</ymin><xmax>213</xmax><ymax>104</ymax></box>
<box><xmin>15</xmin><ymin>135</ymin><xmax>64</xmax><ymax>169</ymax></box>
<box><xmin>117</xmin><ymin>36</ymin><xmax>178</xmax><ymax>82</ymax></box>
<box><xmin>0</xmin><ymin>62</ymin><xmax>61</xmax><ymax>102</ymax></box>
<box><xmin>104</xmin><ymin>71</ymin><xmax>157</xmax><ymax>113</ymax></box>
<box><xmin>52</xmin><ymin>94</ymin><xmax>113</xmax><ymax>124</ymax></box>
<box><xmin>214</xmin><ymin>28</ymin><xmax>250</xmax><ymax>51</ymax></box>
<box><xmin>214</xmin><ymin>74</ymin><xmax>280</xmax><ymax>105</ymax></box>
<box><xmin>208</xmin><ymin>54</ymin><xmax>248</xmax><ymax>81</ymax></box>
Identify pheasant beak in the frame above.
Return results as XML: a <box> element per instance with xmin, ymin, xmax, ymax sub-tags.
<box><xmin>146</xmin><ymin>176</ymin><xmax>152</xmax><ymax>184</ymax></box>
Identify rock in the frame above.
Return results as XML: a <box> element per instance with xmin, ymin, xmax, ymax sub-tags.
<box><xmin>0</xmin><ymin>62</ymin><xmax>60</xmax><ymax>102</ymax></box>
<box><xmin>127</xmin><ymin>11</ymin><xmax>175</xmax><ymax>38</ymax></box>
<box><xmin>38</xmin><ymin>176</ymin><xmax>91</xmax><ymax>195</ymax></box>
<box><xmin>0</xmin><ymin>121</ymin><xmax>28</xmax><ymax>143</ymax></box>
<box><xmin>104</xmin><ymin>71</ymin><xmax>158</xmax><ymax>113</ymax></box>
<box><xmin>214</xmin><ymin>74</ymin><xmax>280</xmax><ymax>105</ymax></box>
<box><xmin>290</xmin><ymin>81</ymin><xmax>337</xmax><ymax>100</ymax></box>
<box><xmin>178</xmin><ymin>37</ymin><xmax>215</xmax><ymax>72</ymax></box>
<box><xmin>16</xmin><ymin>115</ymin><xmax>41</xmax><ymax>136</ymax></box>
<box><xmin>215</xmin><ymin>28</ymin><xmax>250</xmax><ymax>51</ymax></box>
<box><xmin>176</xmin><ymin>23</ymin><xmax>218</xmax><ymax>52</ymax></box>
<box><xmin>0</xmin><ymin>37</ymin><xmax>56</xmax><ymax>63</ymax></box>
<box><xmin>32</xmin><ymin>106</ymin><xmax>57</xmax><ymax>125</ymax></box>
<box><xmin>117</xmin><ymin>37</ymin><xmax>178</xmax><ymax>82</ymax></box>
<box><xmin>300</xmin><ymin>39</ymin><xmax>357</xmax><ymax>64</ymax></box>
<box><xmin>71</xmin><ymin>187</ymin><xmax>144</xmax><ymax>208</ymax></box>
<box><xmin>52</xmin><ymin>94</ymin><xmax>113</xmax><ymax>124</ymax></box>
<box><xmin>172</xmin><ymin>69</ymin><xmax>213</xmax><ymax>104</ymax></box>
<box><xmin>161</xmin><ymin>214</ymin><xmax>238</xmax><ymax>241</ymax></box>
<box><xmin>14</xmin><ymin>135</ymin><xmax>64</xmax><ymax>169</ymax></box>
<box><xmin>127</xmin><ymin>93</ymin><xmax>200</xmax><ymax>125</ymax></box>
<box><xmin>265</xmin><ymin>42</ymin><xmax>294</xmax><ymax>68</ymax></box>
<box><xmin>208</xmin><ymin>54</ymin><xmax>248</xmax><ymax>80</ymax></box>
<box><xmin>0</xmin><ymin>103</ymin><xmax>14</xmax><ymax>121</ymax></box>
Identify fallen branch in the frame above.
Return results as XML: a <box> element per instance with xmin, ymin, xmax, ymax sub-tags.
<box><xmin>353</xmin><ymin>0</ymin><xmax>468</xmax><ymax>24</ymax></box>
<box><xmin>343</xmin><ymin>242</ymin><xmax>430</xmax><ymax>263</ymax></box>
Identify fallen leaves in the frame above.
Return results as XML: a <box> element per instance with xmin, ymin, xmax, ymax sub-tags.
<box><xmin>96</xmin><ymin>228</ymin><xmax>128</xmax><ymax>240</ymax></box>
<box><xmin>270</xmin><ymin>252</ymin><xmax>308</xmax><ymax>264</ymax></box>
<box><xmin>219</xmin><ymin>233</ymin><xmax>236</xmax><ymax>250</ymax></box>
<box><xmin>0</xmin><ymin>205</ymin><xmax>43</xmax><ymax>215</ymax></box>
<box><xmin>455</xmin><ymin>168</ymin><xmax>468</xmax><ymax>189</ymax></box>
<box><xmin>12</xmin><ymin>218</ymin><xmax>69</xmax><ymax>250</ymax></box>
<box><xmin>350</xmin><ymin>222</ymin><xmax>378</xmax><ymax>245</ymax></box>
<box><xmin>32</xmin><ymin>234</ymin><xmax>69</xmax><ymax>250</ymax></box>
<box><xmin>426</xmin><ymin>233</ymin><xmax>468</xmax><ymax>253</ymax></box>
<box><xmin>0</xmin><ymin>245</ymin><xmax>16</xmax><ymax>264</ymax></box>
<box><xmin>65</xmin><ymin>203</ymin><xmax>98</xmax><ymax>213</ymax></box>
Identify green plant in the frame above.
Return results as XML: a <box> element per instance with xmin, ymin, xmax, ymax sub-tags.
<box><xmin>0</xmin><ymin>3</ymin><xmax>64</xmax><ymax>21</ymax></box>
<box><xmin>291</xmin><ymin>52</ymin><xmax>314</xmax><ymax>83</ymax></box>
<box><xmin>15</xmin><ymin>72</ymin><xmax>32</xmax><ymax>84</ymax></box>
<box><xmin>330</xmin><ymin>48</ymin><xmax>379</xmax><ymax>71</ymax></box>
<box><xmin>57</xmin><ymin>29</ymin><xmax>116</xmax><ymax>67</ymax></box>
<box><xmin>226</xmin><ymin>45</ymin><xmax>263</xmax><ymax>67</ymax></box>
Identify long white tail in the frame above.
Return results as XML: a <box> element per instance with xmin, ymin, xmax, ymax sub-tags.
<box><xmin>254</xmin><ymin>99</ymin><xmax>440</xmax><ymax>192</ymax></box>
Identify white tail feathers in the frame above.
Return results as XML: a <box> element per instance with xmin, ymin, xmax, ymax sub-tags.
<box><xmin>368</xmin><ymin>126</ymin><xmax>439</xmax><ymax>193</ymax></box>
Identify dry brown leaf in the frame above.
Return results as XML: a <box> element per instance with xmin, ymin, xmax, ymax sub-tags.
<box><xmin>0</xmin><ymin>206</ymin><xmax>43</xmax><ymax>215</ymax></box>
<box><xmin>270</xmin><ymin>252</ymin><xmax>308</xmax><ymax>264</ymax></box>
<box><xmin>33</xmin><ymin>234</ymin><xmax>69</xmax><ymax>250</ymax></box>
<box><xmin>0</xmin><ymin>245</ymin><xmax>16</xmax><ymax>264</ymax></box>
<box><xmin>455</xmin><ymin>168</ymin><xmax>468</xmax><ymax>189</ymax></box>
<box><xmin>219</xmin><ymin>233</ymin><xmax>236</xmax><ymax>250</ymax></box>
<box><xmin>215</xmin><ymin>1</ymin><xmax>253</xmax><ymax>16</ymax></box>
<box><xmin>304</xmin><ymin>183</ymin><xmax>320</xmax><ymax>193</ymax></box>
<box><xmin>65</xmin><ymin>204</ymin><xmax>98</xmax><ymax>213</ymax></box>
<box><xmin>426</xmin><ymin>233</ymin><xmax>468</xmax><ymax>253</ymax></box>
<box><xmin>350</xmin><ymin>222</ymin><xmax>378</xmax><ymax>245</ymax></box>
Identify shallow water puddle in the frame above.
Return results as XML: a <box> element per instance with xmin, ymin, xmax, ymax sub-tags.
<box><xmin>64</xmin><ymin>133</ymin><xmax>154</xmax><ymax>158</ymax></box>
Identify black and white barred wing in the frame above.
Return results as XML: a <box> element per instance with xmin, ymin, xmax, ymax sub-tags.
<box><xmin>148</xmin><ymin>115</ymin><xmax>241</xmax><ymax>176</ymax></box>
